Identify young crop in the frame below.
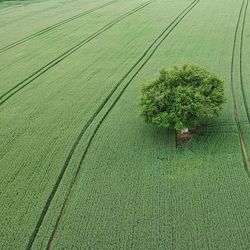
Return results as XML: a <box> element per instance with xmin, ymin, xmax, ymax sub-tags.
<box><xmin>140</xmin><ymin>64</ymin><xmax>226</xmax><ymax>132</ymax></box>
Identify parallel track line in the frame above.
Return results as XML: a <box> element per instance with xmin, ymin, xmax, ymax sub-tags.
<box><xmin>239</xmin><ymin>0</ymin><xmax>250</xmax><ymax>122</ymax></box>
<box><xmin>25</xmin><ymin>1</ymin><xmax>154</xmax><ymax>248</ymax></box>
<box><xmin>0</xmin><ymin>0</ymin><xmax>118</xmax><ymax>53</ymax></box>
<box><xmin>0</xmin><ymin>1</ymin><xmax>152</xmax><ymax>106</ymax></box>
<box><xmin>230</xmin><ymin>0</ymin><xmax>250</xmax><ymax>169</ymax></box>
<box><xmin>41</xmin><ymin>1</ymin><xmax>200</xmax><ymax>249</ymax></box>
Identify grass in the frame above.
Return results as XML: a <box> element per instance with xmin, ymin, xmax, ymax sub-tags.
<box><xmin>0</xmin><ymin>0</ymin><xmax>250</xmax><ymax>249</ymax></box>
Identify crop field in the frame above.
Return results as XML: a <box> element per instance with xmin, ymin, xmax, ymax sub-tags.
<box><xmin>0</xmin><ymin>0</ymin><xmax>250</xmax><ymax>249</ymax></box>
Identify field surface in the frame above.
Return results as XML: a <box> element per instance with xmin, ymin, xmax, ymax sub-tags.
<box><xmin>0</xmin><ymin>0</ymin><xmax>250</xmax><ymax>249</ymax></box>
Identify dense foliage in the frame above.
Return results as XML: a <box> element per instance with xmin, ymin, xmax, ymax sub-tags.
<box><xmin>140</xmin><ymin>64</ymin><xmax>226</xmax><ymax>131</ymax></box>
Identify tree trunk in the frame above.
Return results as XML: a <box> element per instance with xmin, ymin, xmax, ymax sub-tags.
<box><xmin>181</xmin><ymin>128</ymin><xmax>189</xmax><ymax>134</ymax></box>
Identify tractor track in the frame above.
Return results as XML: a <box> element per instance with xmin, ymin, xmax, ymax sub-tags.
<box><xmin>0</xmin><ymin>0</ymin><xmax>76</xmax><ymax>29</ymax></box>
<box><xmin>0</xmin><ymin>1</ymin><xmax>152</xmax><ymax>106</ymax></box>
<box><xmin>0</xmin><ymin>0</ymin><xmax>118</xmax><ymax>53</ymax></box>
<box><xmin>230</xmin><ymin>0</ymin><xmax>250</xmax><ymax>168</ymax></box>
<box><xmin>25</xmin><ymin>0</ymin><xmax>201</xmax><ymax>249</ymax></box>
<box><xmin>239</xmin><ymin>0</ymin><xmax>250</xmax><ymax>123</ymax></box>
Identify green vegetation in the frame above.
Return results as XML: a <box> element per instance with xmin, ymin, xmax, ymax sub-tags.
<box><xmin>0</xmin><ymin>0</ymin><xmax>250</xmax><ymax>249</ymax></box>
<box><xmin>140</xmin><ymin>64</ymin><xmax>226</xmax><ymax>131</ymax></box>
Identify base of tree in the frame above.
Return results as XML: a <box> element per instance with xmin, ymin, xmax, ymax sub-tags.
<box><xmin>176</xmin><ymin>128</ymin><xmax>197</xmax><ymax>145</ymax></box>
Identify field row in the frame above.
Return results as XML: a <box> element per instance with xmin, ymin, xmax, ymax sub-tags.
<box><xmin>37</xmin><ymin>0</ymin><xmax>250</xmax><ymax>249</ymax></box>
<box><xmin>0</xmin><ymin>0</ymin><xmax>195</xmax><ymax>248</ymax></box>
<box><xmin>0</xmin><ymin>0</ymin><xmax>250</xmax><ymax>249</ymax></box>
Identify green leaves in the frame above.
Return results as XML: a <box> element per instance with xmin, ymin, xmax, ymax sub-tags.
<box><xmin>140</xmin><ymin>64</ymin><xmax>226</xmax><ymax>131</ymax></box>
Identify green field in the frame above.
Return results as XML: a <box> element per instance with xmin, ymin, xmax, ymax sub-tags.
<box><xmin>0</xmin><ymin>0</ymin><xmax>250</xmax><ymax>249</ymax></box>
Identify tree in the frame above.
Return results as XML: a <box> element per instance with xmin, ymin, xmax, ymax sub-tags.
<box><xmin>140</xmin><ymin>64</ymin><xmax>226</xmax><ymax>132</ymax></box>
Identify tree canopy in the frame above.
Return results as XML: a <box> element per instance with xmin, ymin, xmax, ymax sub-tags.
<box><xmin>140</xmin><ymin>64</ymin><xmax>226</xmax><ymax>132</ymax></box>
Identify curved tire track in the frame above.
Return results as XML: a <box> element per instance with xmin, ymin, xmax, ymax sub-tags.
<box><xmin>230</xmin><ymin>0</ymin><xmax>250</xmax><ymax>169</ymax></box>
<box><xmin>0</xmin><ymin>1</ymin><xmax>152</xmax><ymax>106</ymax></box>
<box><xmin>239</xmin><ymin>0</ymin><xmax>250</xmax><ymax>123</ymax></box>
<box><xmin>228</xmin><ymin>3</ymin><xmax>250</xmax><ymax>244</ymax></box>
<box><xmin>27</xmin><ymin>0</ymin><xmax>200</xmax><ymax>249</ymax></box>
<box><xmin>0</xmin><ymin>0</ymin><xmax>118</xmax><ymax>53</ymax></box>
